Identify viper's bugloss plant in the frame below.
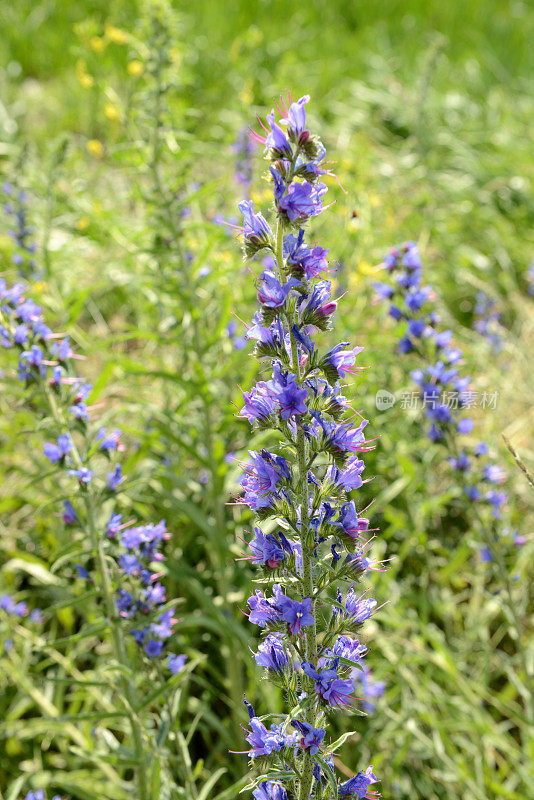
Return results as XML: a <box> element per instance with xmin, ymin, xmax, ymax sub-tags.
<box><xmin>236</xmin><ymin>94</ymin><xmax>382</xmax><ymax>800</ymax></box>
<box><xmin>2</xmin><ymin>182</ymin><xmax>38</xmax><ymax>278</ymax></box>
<box><xmin>233</xmin><ymin>126</ymin><xmax>256</xmax><ymax>197</ymax></box>
<box><xmin>374</xmin><ymin>241</ymin><xmax>510</xmax><ymax>520</ymax></box>
<box><xmin>374</xmin><ymin>240</ymin><xmax>533</xmax><ymax>741</ymax></box>
<box><xmin>472</xmin><ymin>291</ymin><xmax>505</xmax><ymax>352</ymax></box>
<box><xmin>0</xmin><ymin>278</ymin><xmax>188</xmax><ymax>798</ymax></box>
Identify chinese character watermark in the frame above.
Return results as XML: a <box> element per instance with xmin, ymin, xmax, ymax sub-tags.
<box><xmin>376</xmin><ymin>389</ymin><xmax>499</xmax><ymax>411</ymax></box>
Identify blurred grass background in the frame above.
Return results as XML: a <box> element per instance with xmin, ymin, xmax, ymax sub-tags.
<box><xmin>0</xmin><ymin>1</ymin><xmax>533</xmax><ymax>799</ymax></box>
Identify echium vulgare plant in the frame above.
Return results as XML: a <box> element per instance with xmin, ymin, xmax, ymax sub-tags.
<box><xmin>373</xmin><ymin>241</ymin><xmax>510</xmax><ymax>521</ymax></box>
<box><xmin>2</xmin><ymin>181</ymin><xmax>38</xmax><ymax>278</ymax></box>
<box><xmin>0</xmin><ymin>278</ymin><xmax>188</xmax><ymax>798</ymax></box>
<box><xmin>374</xmin><ymin>241</ymin><xmax>533</xmax><ymax>739</ymax></box>
<box><xmin>235</xmin><ymin>94</ymin><xmax>382</xmax><ymax>800</ymax></box>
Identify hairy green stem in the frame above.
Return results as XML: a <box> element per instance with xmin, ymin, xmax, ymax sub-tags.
<box><xmin>275</xmin><ymin>219</ymin><xmax>317</xmax><ymax>800</ymax></box>
<box><xmin>44</xmin><ymin>385</ymin><xmax>149</xmax><ymax>800</ymax></box>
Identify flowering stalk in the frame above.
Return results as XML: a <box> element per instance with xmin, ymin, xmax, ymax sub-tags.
<box><xmin>0</xmin><ymin>279</ymin><xmax>187</xmax><ymax>796</ymax></box>
<box><xmin>374</xmin><ymin>241</ymin><xmax>533</xmax><ymax>739</ymax></box>
<box><xmin>236</xmin><ymin>94</ymin><xmax>382</xmax><ymax>800</ymax></box>
<box><xmin>2</xmin><ymin>181</ymin><xmax>38</xmax><ymax>278</ymax></box>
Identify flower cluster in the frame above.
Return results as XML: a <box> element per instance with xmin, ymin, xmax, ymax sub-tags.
<box><xmin>236</xmin><ymin>94</ymin><xmax>381</xmax><ymax>800</ymax></box>
<box><xmin>374</xmin><ymin>242</ymin><xmax>509</xmax><ymax>521</ymax></box>
<box><xmin>0</xmin><ymin>279</ymin><xmax>185</xmax><ymax>672</ymax></box>
<box><xmin>473</xmin><ymin>291</ymin><xmax>505</xmax><ymax>352</ymax></box>
<box><xmin>233</xmin><ymin>126</ymin><xmax>256</xmax><ymax>196</ymax></box>
<box><xmin>2</xmin><ymin>182</ymin><xmax>38</xmax><ymax>277</ymax></box>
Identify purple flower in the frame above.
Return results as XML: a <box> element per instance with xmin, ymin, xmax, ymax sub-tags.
<box><xmin>29</xmin><ymin>609</ymin><xmax>44</xmax><ymax>624</ymax></box>
<box><xmin>302</xmin><ymin>662</ymin><xmax>354</xmax><ymax>707</ymax></box>
<box><xmin>278</xmin><ymin>596</ymin><xmax>314</xmax><ymax>635</ymax></box>
<box><xmin>335</xmin><ymin>500</ymin><xmax>365</xmax><ymax>541</ymax></box>
<box><xmin>62</xmin><ymin>500</ymin><xmax>77</xmax><ymax>524</ymax></box>
<box><xmin>277</xmin><ymin>380</ymin><xmax>308</xmax><ymax>419</ymax></box>
<box><xmin>322</xmin><ymin>343</ymin><xmax>364</xmax><ymax>381</ymax></box>
<box><xmin>332</xmin><ymin>634</ymin><xmax>367</xmax><ymax>666</ymax></box>
<box><xmin>257</xmin><ymin>271</ymin><xmax>300</xmax><ymax>309</ymax></box>
<box><xmin>247</xmin><ymin>590</ymin><xmax>282</xmax><ymax>627</ymax></box>
<box><xmin>457</xmin><ymin>418</ymin><xmax>474</xmax><ymax>434</ymax></box>
<box><xmin>116</xmin><ymin>589</ymin><xmax>134</xmax><ymax>614</ymax></box>
<box><xmin>43</xmin><ymin>433</ymin><xmax>72</xmax><ymax>463</ymax></box>
<box><xmin>281</xmin><ymin>94</ymin><xmax>310</xmax><ymax>138</ymax></box>
<box><xmin>265</xmin><ymin>110</ymin><xmax>292</xmax><ymax>156</ymax></box>
<box><xmin>168</xmin><ymin>653</ymin><xmax>187</xmax><ymax>674</ymax></box>
<box><xmin>327</xmin><ymin>420</ymin><xmax>369</xmax><ymax>454</ymax></box>
<box><xmin>13</xmin><ymin>323</ymin><xmax>29</xmax><ymax>344</ymax></box>
<box><xmin>246</xmin><ymin>717</ymin><xmax>292</xmax><ymax>758</ymax></box>
<box><xmin>119</xmin><ymin>553</ymin><xmax>141</xmax><ymax>574</ymax></box>
<box><xmin>255</xmin><ymin>633</ymin><xmax>289</xmax><ymax>672</ymax></box>
<box><xmin>239</xmin><ymin>200</ymin><xmax>272</xmax><ymax>252</ymax></box>
<box><xmin>339</xmin><ymin>765</ymin><xmax>379</xmax><ymax>798</ymax></box>
<box><xmin>291</xmin><ymin>719</ymin><xmax>325</xmax><ymax>755</ymax></box>
<box><xmin>69</xmin><ymin>467</ymin><xmax>94</xmax><ymax>484</ymax></box>
<box><xmin>97</xmin><ymin>427</ymin><xmax>121</xmax><ymax>450</ymax></box>
<box><xmin>253</xmin><ymin>782</ymin><xmax>289</xmax><ymax>800</ymax></box>
<box><xmin>340</xmin><ymin>589</ymin><xmax>378</xmax><ymax>624</ymax></box>
<box><xmin>241</xmin><ymin>385</ymin><xmax>277</xmax><ymax>423</ymax></box>
<box><xmin>284</xmin><ymin>230</ymin><xmax>328</xmax><ymax>279</ymax></box>
<box><xmin>107</xmin><ymin>464</ymin><xmax>124</xmax><ymax>490</ymax></box>
<box><xmin>329</xmin><ymin>457</ymin><xmax>365</xmax><ymax>491</ymax></box>
<box><xmin>276</xmin><ymin>178</ymin><xmax>327</xmax><ymax>222</ymax></box>
<box><xmin>143</xmin><ymin>639</ymin><xmax>163</xmax><ymax>658</ymax></box>
<box><xmin>483</xmin><ymin>464</ymin><xmax>505</xmax><ymax>484</ymax></box>
<box><xmin>241</xmin><ymin>450</ymin><xmax>288</xmax><ymax>510</ymax></box>
<box><xmin>1</xmin><ymin>595</ymin><xmax>29</xmax><ymax>617</ymax></box>
<box><xmin>107</xmin><ymin>512</ymin><xmax>122</xmax><ymax>538</ymax></box>
<box><xmin>486</xmin><ymin>489</ymin><xmax>507</xmax><ymax>517</ymax></box>
<box><xmin>249</xmin><ymin>527</ymin><xmax>286</xmax><ymax>567</ymax></box>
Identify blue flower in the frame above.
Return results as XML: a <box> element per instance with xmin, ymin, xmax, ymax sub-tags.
<box><xmin>257</xmin><ymin>271</ymin><xmax>300</xmax><ymax>309</ymax></box>
<box><xmin>255</xmin><ymin>633</ymin><xmax>289</xmax><ymax>672</ymax></box>
<box><xmin>278</xmin><ymin>596</ymin><xmax>314</xmax><ymax>635</ymax></box>
<box><xmin>281</xmin><ymin>94</ymin><xmax>310</xmax><ymax>138</ymax></box>
<box><xmin>168</xmin><ymin>653</ymin><xmax>187</xmax><ymax>674</ymax></box>
<box><xmin>253</xmin><ymin>782</ymin><xmax>289</xmax><ymax>800</ymax></box>
<box><xmin>276</xmin><ymin>177</ymin><xmax>327</xmax><ymax>222</ymax></box>
<box><xmin>302</xmin><ymin>661</ymin><xmax>354</xmax><ymax>707</ymax></box>
<box><xmin>68</xmin><ymin>467</ymin><xmax>94</xmax><ymax>484</ymax></box>
<box><xmin>97</xmin><ymin>427</ymin><xmax>121</xmax><ymax>450</ymax></box>
<box><xmin>43</xmin><ymin>433</ymin><xmax>72</xmax><ymax>463</ymax></box>
<box><xmin>246</xmin><ymin>717</ymin><xmax>294</xmax><ymax>758</ymax></box>
<box><xmin>143</xmin><ymin>639</ymin><xmax>163</xmax><ymax>658</ymax></box>
<box><xmin>62</xmin><ymin>500</ymin><xmax>77</xmax><ymax>524</ymax></box>
<box><xmin>249</xmin><ymin>527</ymin><xmax>287</xmax><ymax>567</ymax></box>
<box><xmin>339</xmin><ymin>766</ymin><xmax>379</xmax><ymax>798</ymax></box>
<box><xmin>291</xmin><ymin>719</ymin><xmax>325</xmax><ymax>755</ymax></box>
<box><xmin>241</xmin><ymin>385</ymin><xmax>277</xmax><ymax>423</ymax></box>
<box><xmin>265</xmin><ymin>110</ymin><xmax>292</xmax><ymax>156</ymax></box>
<box><xmin>239</xmin><ymin>200</ymin><xmax>272</xmax><ymax>254</ymax></box>
<box><xmin>107</xmin><ymin>464</ymin><xmax>124</xmax><ymax>490</ymax></box>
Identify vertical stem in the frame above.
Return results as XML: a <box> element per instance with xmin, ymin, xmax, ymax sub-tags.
<box><xmin>44</xmin><ymin>386</ymin><xmax>149</xmax><ymax>800</ymax></box>
<box><xmin>445</xmin><ymin>431</ymin><xmax>533</xmax><ymax>756</ymax></box>
<box><xmin>193</xmin><ymin>317</ymin><xmax>245</xmax><ymax>736</ymax></box>
<box><xmin>275</xmin><ymin>220</ymin><xmax>316</xmax><ymax>800</ymax></box>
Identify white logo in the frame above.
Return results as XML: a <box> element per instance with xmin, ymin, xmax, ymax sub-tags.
<box><xmin>375</xmin><ymin>390</ymin><xmax>395</xmax><ymax>410</ymax></box>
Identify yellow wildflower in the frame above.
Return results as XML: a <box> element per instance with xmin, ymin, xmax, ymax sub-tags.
<box><xmin>127</xmin><ymin>59</ymin><xmax>144</xmax><ymax>77</ymax></box>
<box><xmin>86</xmin><ymin>140</ymin><xmax>104</xmax><ymax>159</ymax></box>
